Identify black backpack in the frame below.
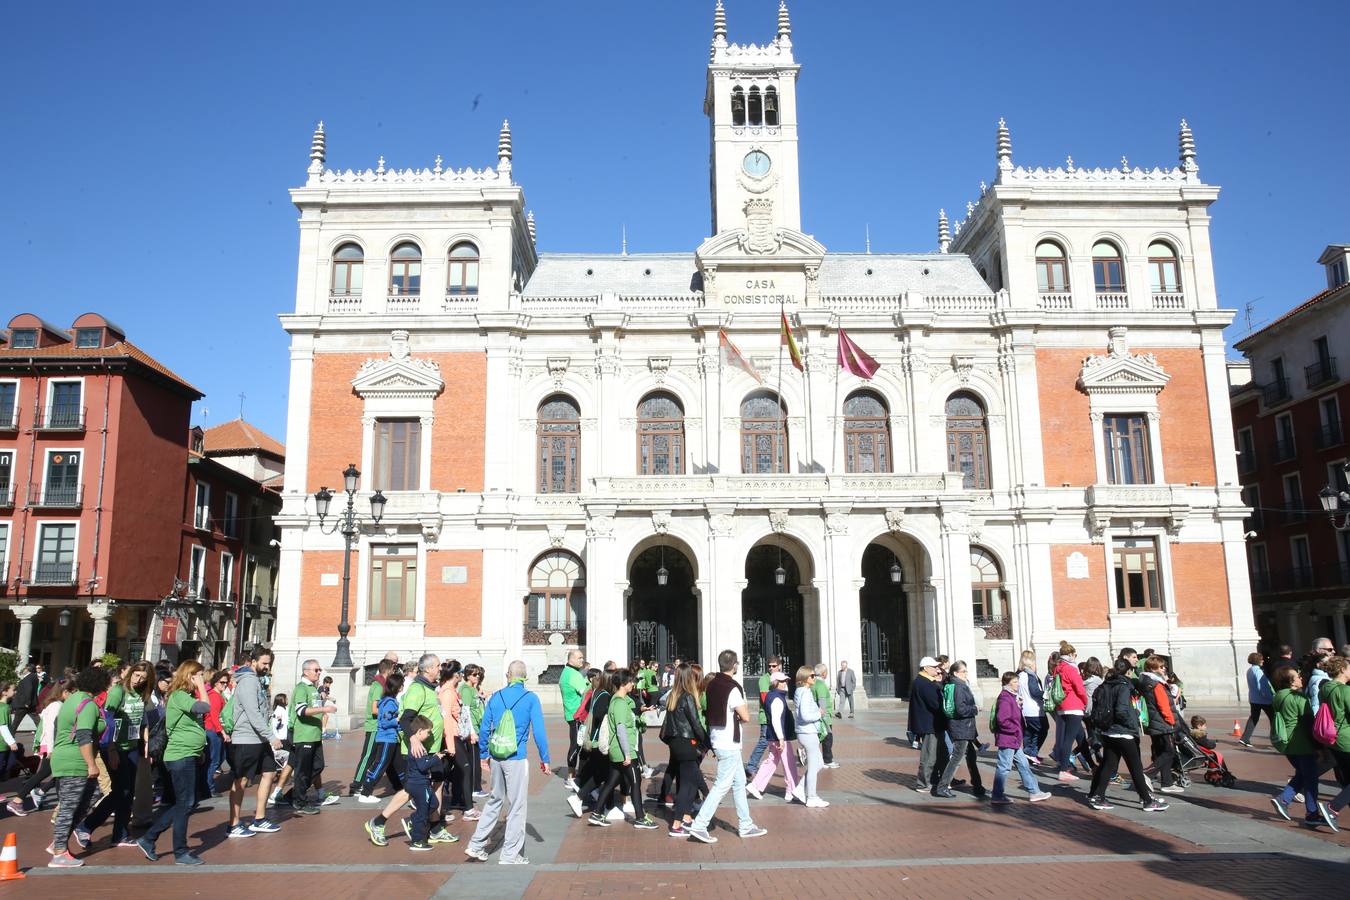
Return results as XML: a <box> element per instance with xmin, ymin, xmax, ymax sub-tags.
<box><xmin>146</xmin><ymin>707</ymin><xmax>168</xmax><ymax>760</ymax></box>
<box><xmin>1089</xmin><ymin>682</ymin><xmax>1115</xmax><ymax>731</ymax></box>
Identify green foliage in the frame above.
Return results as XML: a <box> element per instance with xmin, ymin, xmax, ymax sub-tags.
<box><xmin>0</xmin><ymin>649</ymin><xmax>18</xmax><ymax>686</ymax></box>
<box><xmin>99</xmin><ymin>652</ymin><xmax>121</xmax><ymax>670</ymax></box>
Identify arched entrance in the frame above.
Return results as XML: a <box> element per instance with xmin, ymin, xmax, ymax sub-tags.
<box><xmin>627</xmin><ymin>545</ymin><xmax>697</xmax><ymax>667</ymax></box>
<box><xmin>859</xmin><ymin>536</ymin><xmax>927</xmax><ymax>699</ymax></box>
<box><xmin>742</xmin><ymin>541</ymin><xmax>806</xmax><ymax>696</ymax></box>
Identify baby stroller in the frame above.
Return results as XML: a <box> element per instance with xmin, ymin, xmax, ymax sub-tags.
<box><xmin>1173</xmin><ymin>728</ymin><xmax>1236</xmax><ymax>788</ymax></box>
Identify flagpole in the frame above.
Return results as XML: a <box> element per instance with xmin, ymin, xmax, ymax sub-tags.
<box><xmin>716</xmin><ymin>332</ymin><xmax>723</xmax><ymax>473</ymax></box>
<box><xmin>777</xmin><ymin>305</ymin><xmax>786</xmax><ymax>473</ymax></box>
<box><xmin>831</xmin><ymin>332</ymin><xmax>841</xmax><ymax>474</ymax></box>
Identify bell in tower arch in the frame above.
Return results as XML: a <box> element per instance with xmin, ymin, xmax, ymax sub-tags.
<box><xmin>764</xmin><ymin>87</ymin><xmax>779</xmax><ymax>126</ymax></box>
<box><xmin>731</xmin><ymin>88</ymin><xmax>746</xmax><ymax>127</ymax></box>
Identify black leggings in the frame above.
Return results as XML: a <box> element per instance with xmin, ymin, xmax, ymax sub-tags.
<box><xmin>1240</xmin><ymin>704</ymin><xmax>1274</xmax><ymax>744</ymax></box>
<box><xmin>1053</xmin><ymin>715</ymin><xmax>1084</xmax><ymax>773</ymax></box>
<box><xmin>455</xmin><ymin>737</ymin><xmax>480</xmax><ymax>801</ymax></box>
<box><xmin>360</xmin><ymin>741</ymin><xmax>403</xmax><ymax>796</ymax></box>
<box><xmin>670</xmin><ymin>757</ymin><xmax>703</xmax><ymax>819</ymax></box>
<box><xmin>594</xmin><ymin>763</ymin><xmax>643</xmax><ymax>819</ymax></box>
<box><xmin>1089</xmin><ymin>736</ymin><xmax>1152</xmax><ymax>802</ymax></box>
<box><xmin>1150</xmin><ymin>734</ymin><xmax>1176</xmax><ymax>787</ymax></box>
<box><xmin>441</xmin><ymin>751</ymin><xmax>467</xmax><ymax>811</ymax></box>
<box><xmin>14</xmin><ymin>756</ymin><xmax>52</xmax><ymax>807</ymax></box>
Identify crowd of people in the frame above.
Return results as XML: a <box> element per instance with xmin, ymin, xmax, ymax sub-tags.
<box><xmin>2</xmin><ymin>633</ymin><xmax>1346</xmax><ymax>868</ymax></box>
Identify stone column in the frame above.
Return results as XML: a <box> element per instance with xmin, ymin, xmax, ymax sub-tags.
<box><xmin>89</xmin><ymin>602</ymin><xmax>113</xmax><ymax>659</ymax></box>
<box><xmin>939</xmin><ymin>502</ymin><xmax>979</xmax><ymax>702</ymax></box>
<box><xmin>706</xmin><ymin>506</ymin><xmax>741</xmax><ymax>660</ymax></box>
<box><xmin>12</xmin><ymin>605</ymin><xmax>40</xmax><ymax>665</ymax></box>
<box><xmin>583</xmin><ymin>508</ymin><xmax>623</xmax><ymax>664</ymax></box>
<box><xmin>1331</xmin><ymin>601</ymin><xmax>1349</xmax><ymax>651</ymax></box>
<box><xmin>326</xmin><ymin>665</ymin><xmax>360</xmax><ymax>731</ymax></box>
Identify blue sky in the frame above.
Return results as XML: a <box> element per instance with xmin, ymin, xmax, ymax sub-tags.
<box><xmin>3</xmin><ymin>1</ymin><xmax>1345</xmax><ymax>441</ymax></box>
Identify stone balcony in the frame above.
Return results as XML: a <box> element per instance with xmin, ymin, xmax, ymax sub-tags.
<box><xmin>590</xmin><ymin>472</ymin><xmax>960</xmax><ymax>507</ymax></box>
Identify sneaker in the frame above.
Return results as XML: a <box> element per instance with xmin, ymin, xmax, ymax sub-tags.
<box><xmin>321</xmin><ymin>793</ymin><xmax>342</xmax><ymax>806</ymax></box>
<box><xmin>429</xmin><ymin>827</ymin><xmax>459</xmax><ymax>844</ymax></box>
<box><xmin>805</xmin><ymin>797</ymin><xmax>830</xmax><ymax>808</ymax></box>
<box><xmin>668</xmin><ymin>822</ymin><xmax>688</xmax><ymax>838</ymax></box>
<box><xmin>972</xmin><ymin>787</ymin><xmax>987</xmax><ymax>799</ymax></box>
<box><xmin>1028</xmin><ymin>792</ymin><xmax>1052</xmax><ymax>803</ymax></box>
<box><xmin>824</xmin><ymin>762</ymin><xmax>841</xmax><ymax>769</ymax></box>
<box><xmin>227</xmin><ymin>824</ymin><xmax>256</xmax><ymax>838</ymax></box>
<box><xmin>136</xmin><ymin>837</ymin><xmax>159</xmax><ymax>862</ymax></box>
<box><xmin>409</xmin><ymin>841</ymin><xmax>433</xmax><ymax>852</ymax></box>
<box><xmin>48</xmin><ymin>851</ymin><xmax>83</xmax><ymax>868</ymax></box>
<box><xmin>292</xmin><ymin>804</ymin><xmax>321</xmax><ymax>816</ymax></box>
<box><xmin>1160</xmin><ymin>785</ymin><xmax>1184</xmax><ymax>794</ymax></box>
<box><xmin>1238</xmin><ymin>739</ymin><xmax>1253</xmax><ymax>748</ymax></box>
<box><xmin>641</xmin><ymin>766</ymin><xmax>655</xmax><ymax>779</ymax></box>
<box><xmin>6</xmin><ymin>798</ymin><xmax>28</xmax><ymax>817</ymax></box>
<box><xmin>566</xmin><ymin>794</ymin><xmax>584</xmax><ymax>817</ymax></box>
<box><xmin>913</xmin><ymin>785</ymin><xmax>931</xmax><ymax>794</ymax></box>
<box><xmin>738</xmin><ymin>824</ymin><xmax>768</xmax><ymax>838</ymax></box>
<box><xmin>358</xmin><ymin>793</ymin><xmax>382</xmax><ymax>804</ymax></box>
<box><xmin>463</xmin><ymin>809</ymin><xmax>481</xmax><ymax>821</ymax></box>
<box><xmin>1142</xmin><ymin>799</ymin><xmax>1169</xmax><ymax>812</ymax></box>
<box><xmin>1318</xmin><ymin>802</ymin><xmax>1340</xmax><ymax>833</ymax></box>
<box><xmin>116</xmin><ymin>838</ymin><xmax>140</xmax><ymax>848</ymax></box>
<box><xmin>606</xmin><ymin>806</ymin><xmax>626</xmax><ymax>822</ymax></box>
<box><xmin>1087</xmin><ymin>797</ymin><xmax>1115</xmax><ymax>811</ymax></box>
<box><xmin>267</xmin><ymin>788</ymin><xmax>280</xmax><ymax>806</ymax></box>
<box><xmin>1056</xmin><ymin>772</ymin><xmax>1080</xmax><ymax>783</ymax></box>
<box><xmin>746</xmin><ymin>785</ymin><xmax>763</xmax><ymax>800</ymax></box>
<box><xmin>365</xmin><ymin>819</ymin><xmax>388</xmax><ymax>847</ymax></box>
<box><xmin>402</xmin><ymin>818</ymin><xmax>413</xmax><ymax>841</ymax></box>
<box><xmin>498</xmin><ymin>855</ymin><xmax>530</xmax><ymax>865</ymax></box>
<box><xmin>564</xmin><ymin>777</ymin><xmax>579</xmax><ymax>792</ymax></box>
<box><xmin>622</xmin><ymin>799</ymin><xmax>635</xmax><ymax>816</ymax></box>
<box><xmin>588</xmin><ymin>813</ymin><xmax>612</xmax><ymax>827</ymax></box>
<box><xmin>250</xmin><ymin>818</ymin><xmax>281</xmax><ymax>834</ymax></box>
<box><xmin>174</xmin><ymin>853</ymin><xmax>205</xmax><ymax>866</ymax></box>
<box><xmin>71</xmin><ymin>827</ymin><xmax>91</xmax><ymax>849</ymax></box>
<box><xmin>464</xmin><ymin>847</ymin><xmax>490</xmax><ymax>861</ymax></box>
<box><xmin>634</xmin><ymin>815</ymin><xmax>659</xmax><ymax>830</ymax></box>
<box><xmin>990</xmin><ymin>796</ymin><xmax>1013</xmax><ymax>806</ymax></box>
<box><xmin>687</xmin><ymin>826</ymin><xmax>717</xmax><ymax>844</ymax></box>
<box><xmin>472</xmin><ymin>791</ymin><xmax>490</xmax><ymax>800</ymax></box>
<box><xmin>1294</xmin><ymin>792</ymin><xmax>1305</xmax><ymax>804</ymax></box>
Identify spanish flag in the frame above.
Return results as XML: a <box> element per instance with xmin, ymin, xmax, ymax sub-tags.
<box><xmin>781</xmin><ymin>311</ymin><xmax>803</xmax><ymax>372</ymax></box>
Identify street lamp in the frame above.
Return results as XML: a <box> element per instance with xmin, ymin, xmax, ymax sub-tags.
<box><xmin>1320</xmin><ymin>461</ymin><xmax>1350</xmax><ymax>532</ymax></box>
<box><xmin>890</xmin><ymin>558</ymin><xmax>903</xmax><ymax>584</ymax></box>
<box><xmin>656</xmin><ymin>542</ymin><xmax>669</xmax><ymax>587</ymax></box>
<box><xmin>314</xmin><ymin>463</ymin><xmax>386</xmax><ymax>668</ymax></box>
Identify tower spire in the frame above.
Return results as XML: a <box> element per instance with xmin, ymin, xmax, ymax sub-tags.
<box><xmin>713</xmin><ymin>1</ymin><xmax>726</xmax><ymax>41</ymax></box>
<box><xmin>777</xmin><ymin>2</ymin><xmax>791</xmax><ymax>39</ymax></box>
<box><xmin>308</xmin><ymin>121</ymin><xmax>325</xmax><ymax>176</ymax></box>
<box><xmin>937</xmin><ymin>209</ymin><xmax>951</xmax><ymax>254</ymax></box>
<box><xmin>1179</xmin><ymin>118</ymin><xmax>1197</xmax><ymax>175</ymax></box>
<box><xmin>527</xmin><ymin>210</ymin><xmax>536</xmax><ymax>245</ymax></box>
<box><xmin>497</xmin><ymin>119</ymin><xmax>513</xmax><ymax>182</ymax></box>
<box><xmin>996</xmin><ymin>117</ymin><xmax>1012</xmax><ymax>175</ymax></box>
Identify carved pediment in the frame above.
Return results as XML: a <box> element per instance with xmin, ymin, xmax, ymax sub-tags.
<box><xmin>695</xmin><ymin>227</ymin><xmax>827</xmax><ymax>265</ymax></box>
<box><xmin>352</xmin><ymin>331</ymin><xmax>445</xmax><ymax>400</ymax></box>
<box><xmin>1078</xmin><ymin>327</ymin><xmax>1169</xmax><ymax>396</ymax></box>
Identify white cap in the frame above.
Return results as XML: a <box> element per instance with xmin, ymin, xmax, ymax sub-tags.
<box><xmin>918</xmin><ymin>656</ymin><xmax>939</xmax><ymax>669</ymax></box>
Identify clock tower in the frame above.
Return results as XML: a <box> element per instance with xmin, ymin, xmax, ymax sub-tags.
<box><xmin>705</xmin><ymin>1</ymin><xmax>802</xmax><ymax>238</ymax></box>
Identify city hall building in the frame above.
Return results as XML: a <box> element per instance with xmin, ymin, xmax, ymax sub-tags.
<box><xmin>273</xmin><ymin>3</ymin><xmax>1255</xmax><ymax>705</ymax></box>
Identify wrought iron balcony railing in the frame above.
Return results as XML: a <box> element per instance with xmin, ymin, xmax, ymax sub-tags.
<box><xmin>36</xmin><ymin>404</ymin><xmax>86</xmax><ymax>431</ymax></box>
<box><xmin>1262</xmin><ymin>379</ymin><xmax>1291</xmax><ymax>406</ymax></box>
<box><xmin>1305</xmin><ymin>357</ymin><xmax>1338</xmax><ymax>389</ymax></box>
<box><xmin>26</xmin><ymin>559</ymin><xmax>79</xmax><ymax>586</ymax></box>
<box><xmin>29</xmin><ymin>484</ymin><xmax>83</xmax><ymax>508</ymax></box>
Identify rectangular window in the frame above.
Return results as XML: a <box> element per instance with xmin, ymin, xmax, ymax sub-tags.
<box><xmin>223</xmin><ymin>493</ymin><xmax>239</xmax><ymax>538</ymax></box>
<box><xmin>1319</xmin><ymin>398</ymin><xmax>1342</xmax><ymax>448</ymax></box>
<box><xmin>1290</xmin><ymin>535</ymin><xmax>1313</xmax><ymax>588</ymax></box>
<box><xmin>75</xmin><ymin>328</ymin><xmax>102</xmax><ymax>349</ymax></box>
<box><xmin>36</xmin><ymin>523</ymin><xmax>76</xmax><ymax>584</ymax></box>
<box><xmin>189</xmin><ymin>545</ymin><xmax>207</xmax><ymax>597</ymax></box>
<box><xmin>1236</xmin><ymin>427</ymin><xmax>1257</xmax><ymax>473</ymax></box>
<box><xmin>1103</xmin><ymin>414</ymin><xmax>1153</xmax><ymax>484</ymax></box>
<box><xmin>1093</xmin><ymin>258</ymin><xmax>1124</xmax><ymax>292</ymax></box>
<box><xmin>0</xmin><ymin>521</ymin><xmax>8</xmax><ymax>575</ymax></box>
<box><xmin>373</xmin><ymin>420</ymin><xmax>422</xmax><ymax>491</ymax></box>
<box><xmin>44</xmin><ymin>450</ymin><xmax>80</xmax><ymax>506</ymax></box>
<box><xmin>219</xmin><ymin>552</ymin><xmax>234</xmax><ymax>602</ymax></box>
<box><xmin>1241</xmin><ymin>484</ymin><xmax>1261</xmax><ymax>531</ymax></box>
<box><xmin>1337</xmin><ymin>530</ymin><xmax>1350</xmax><ymax>585</ymax></box>
<box><xmin>1113</xmin><ymin>538</ymin><xmax>1162</xmax><ymax>611</ymax></box>
<box><xmin>1273</xmin><ymin>413</ymin><xmax>1296</xmax><ymax>461</ymax></box>
<box><xmin>0</xmin><ymin>383</ymin><xmax>15</xmax><ymax>428</ymax></box>
<box><xmin>369</xmin><ymin>546</ymin><xmax>418</xmax><ymax>620</ymax></box>
<box><xmin>0</xmin><ymin>450</ymin><xmax>11</xmax><ymax>503</ymax></box>
<box><xmin>1249</xmin><ymin>543</ymin><xmax>1269</xmax><ymax>592</ymax></box>
<box><xmin>194</xmin><ymin>482</ymin><xmax>211</xmax><ymax>530</ymax></box>
<box><xmin>1282</xmin><ymin>472</ymin><xmax>1302</xmax><ymax>522</ymax></box>
<box><xmin>9</xmin><ymin>330</ymin><xmax>37</xmax><ymax>349</ymax></box>
<box><xmin>47</xmin><ymin>381</ymin><xmax>82</xmax><ymax>428</ymax></box>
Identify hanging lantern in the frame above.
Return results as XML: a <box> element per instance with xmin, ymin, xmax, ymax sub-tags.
<box><xmin>774</xmin><ymin>565</ymin><xmax>787</xmax><ymax>586</ymax></box>
<box><xmin>890</xmin><ymin>560</ymin><xmax>902</xmax><ymax>584</ymax></box>
<box><xmin>656</xmin><ymin>565</ymin><xmax>669</xmax><ymax>586</ymax></box>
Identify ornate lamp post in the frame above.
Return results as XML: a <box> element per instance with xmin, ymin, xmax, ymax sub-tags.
<box><xmin>314</xmin><ymin>463</ymin><xmax>386</xmax><ymax>668</ymax></box>
<box><xmin>1319</xmin><ymin>461</ymin><xmax>1350</xmax><ymax>532</ymax></box>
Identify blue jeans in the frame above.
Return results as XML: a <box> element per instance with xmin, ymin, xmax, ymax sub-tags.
<box><xmin>745</xmin><ymin>724</ymin><xmax>770</xmax><ymax>773</ymax></box>
<box><xmin>145</xmin><ymin>757</ymin><xmax>198</xmax><ymax>859</ymax></box>
<box><xmin>1277</xmin><ymin>754</ymin><xmax>1319</xmax><ymax>816</ymax></box>
<box><xmin>206</xmin><ymin>730</ymin><xmax>225</xmax><ymax>791</ymax></box>
<box><xmin>693</xmin><ymin>748</ymin><xmax>753</xmax><ymax>833</ymax></box>
<box><xmin>993</xmin><ymin>746</ymin><xmax>1041</xmax><ymax>799</ymax></box>
<box><xmin>1053</xmin><ymin>714</ymin><xmax>1083</xmax><ymax>773</ymax></box>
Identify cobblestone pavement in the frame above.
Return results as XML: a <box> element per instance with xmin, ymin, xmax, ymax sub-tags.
<box><xmin>2</xmin><ymin>708</ymin><xmax>1344</xmax><ymax>898</ymax></box>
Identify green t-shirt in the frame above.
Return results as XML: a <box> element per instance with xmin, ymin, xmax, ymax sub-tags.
<box><xmin>164</xmin><ymin>689</ymin><xmax>207</xmax><ymax>762</ymax></box>
<box><xmin>757</xmin><ymin>673</ymin><xmax>771</xmax><ymax>725</ymax></box>
<box><xmin>458</xmin><ymin>682</ymin><xmax>483</xmax><ymax>729</ymax></box>
<box><xmin>637</xmin><ymin>669</ymin><xmax>657</xmax><ymax>692</ymax></box>
<box><xmin>0</xmin><ymin>702</ymin><xmax>9</xmax><ymax>731</ymax></box>
<box><xmin>1320</xmin><ymin>680</ymin><xmax>1350</xmax><ymax>753</ymax></box>
<box><xmin>399</xmin><ymin>679</ymin><xmax>443</xmax><ymax>752</ymax></box>
<box><xmin>106</xmin><ymin>684</ymin><xmax>146</xmax><ymax>750</ymax></box>
<box><xmin>51</xmin><ymin>691</ymin><xmax>104</xmax><ymax>777</ymax></box>
<box><xmin>290</xmin><ymin>681</ymin><xmax>324</xmax><ymax>743</ymax></box>
<box><xmin>560</xmin><ymin>665</ymin><xmax>588</xmax><ymax>721</ymax></box>
<box><xmin>607</xmin><ymin>694</ymin><xmax>638</xmax><ymax>763</ymax></box>
<box><xmin>812</xmin><ymin>678</ymin><xmax>833</xmax><ymax>725</ymax></box>
<box><xmin>363</xmin><ymin>680</ymin><xmax>382</xmax><ymax>733</ymax></box>
<box><xmin>1272</xmin><ymin>688</ymin><xmax>1315</xmax><ymax>756</ymax></box>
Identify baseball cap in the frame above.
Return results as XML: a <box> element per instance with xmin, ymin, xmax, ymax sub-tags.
<box><xmin>769</xmin><ymin>670</ymin><xmax>789</xmax><ymax>684</ymax></box>
<box><xmin>918</xmin><ymin>656</ymin><xmax>939</xmax><ymax>669</ymax></box>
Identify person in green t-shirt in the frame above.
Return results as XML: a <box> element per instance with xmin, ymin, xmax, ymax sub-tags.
<box><xmin>812</xmin><ymin>663</ymin><xmax>839</xmax><ymax>769</ymax></box>
<box><xmin>287</xmin><ymin>659</ymin><xmax>337</xmax><ymax>814</ymax></box>
<box><xmin>138</xmin><ymin>661</ymin><xmax>212</xmax><ymax>865</ymax></box>
<box><xmin>587</xmin><ymin>668</ymin><xmax>658</xmax><ymax>830</ymax></box>
<box><xmin>745</xmin><ymin>656</ymin><xmax>782</xmax><ymax>776</ymax></box>
<box><xmin>0</xmin><ymin>681</ymin><xmax>18</xmax><ymax>775</ymax></box>
<box><xmin>457</xmin><ymin>664</ymin><xmax>486</xmax><ymax>807</ymax></box>
<box><xmin>351</xmin><ymin>658</ymin><xmax>397</xmax><ymax>795</ymax></box>
<box><xmin>48</xmin><ymin>666</ymin><xmax>112</xmax><ymax>866</ymax></box>
<box><xmin>560</xmin><ymin>649</ymin><xmax>589</xmax><ymax>789</ymax></box>
<box><xmin>1270</xmin><ymin>667</ymin><xmax>1325</xmax><ymax>825</ymax></box>
<box><xmin>79</xmin><ymin>661</ymin><xmax>153</xmax><ymax>846</ymax></box>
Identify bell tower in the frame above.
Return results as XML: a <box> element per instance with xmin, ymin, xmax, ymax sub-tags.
<box><xmin>705</xmin><ymin>1</ymin><xmax>802</xmax><ymax>237</ymax></box>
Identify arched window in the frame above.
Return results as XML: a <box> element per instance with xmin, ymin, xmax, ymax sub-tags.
<box><xmin>764</xmin><ymin>86</ymin><xmax>779</xmax><ymax>126</ymax></box>
<box><xmin>447</xmin><ymin>242</ymin><xmax>480</xmax><ymax>296</ymax></box>
<box><xmin>331</xmin><ymin>243</ymin><xmax>364</xmax><ymax>295</ymax></box>
<box><xmin>970</xmin><ymin>546</ymin><xmax>1008</xmax><ymax>636</ymax></box>
<box><xmin>526</xmin><ymin>551</ymin><xmax>586</xmax><ymax>639</ymax></box>
<box><xmin>1035</xmin><ymin>240</ymin><xmax>1069</xmax><ymax>293</ymax></box>
<box><xmin>537</xmin><ymin>395</ymin><xmax>580</xmax><ymax>493</ymax></box>
<box><xmin>945</xmin><ymin>392</ymin><xmax>990</xmax><ymax>489</ymax></box>
<box><xmin>389</xmin><ymin>242</ymin><xmax>422</xmax><ymax>295</ymax></box>
<box><xmin>1092</xmin><ymin>241</ymin><xmax>1125</xmax><ymax>292</ymax></box>
<box><xmin>1148</xmin><ymin>241</ymin><xmax>1181</xmax><ymax>293</ymax></box>
<box><xmin>843</xmin><ymin>390</ymin><xmax>891</xmax><ymax>473</ymax></box>
<box><xmin>637</xmin><ymin>392</ymin><xmax>685</xmax><ymax>475</ymax></box>
<box><xmin>740</xmin><ymin>390</ymin><xmax>787</xmax><ymax>474</ymax></box>
<box><xmin>731</xmin><ymin>87</ymin><xmax>746</xmax><ymax>127</ymax></box>
<box><xmin>748</xmin><ymin>86</ymin><xmax>763</xmax><ymax>126</ymax></box>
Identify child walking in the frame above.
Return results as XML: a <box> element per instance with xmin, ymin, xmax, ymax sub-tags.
<box><xmin>358</xmin><ymin>671</ymin><xmax>405</xmax><ymax>801</ymax></box>
<box><xmin>991</xmin><ymin>671</ymin><xmax>1051</xmax><ymax>804</ymax></box>
<box><xmin>588</xmin><ymin>669</ymin><xmax>658</xmax><ymax>829</ymax></box>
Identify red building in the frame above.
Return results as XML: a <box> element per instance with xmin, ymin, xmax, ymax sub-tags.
<box><xmin>1230</xmin><ymin>245</ymin><xmax>1350</xmax><ymax>653</ymax></box>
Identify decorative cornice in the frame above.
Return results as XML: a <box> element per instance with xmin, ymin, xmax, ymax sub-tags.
<box><xmin>351</xmin><ymin>330</ymin><xmax>444</xmax><ymax>400</ymax></box>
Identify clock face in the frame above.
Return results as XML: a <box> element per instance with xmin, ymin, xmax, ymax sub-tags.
<box><xmin>742</xmin><ymin>150</ymin><xmax>772</xmax><ymax>178</ymax></box>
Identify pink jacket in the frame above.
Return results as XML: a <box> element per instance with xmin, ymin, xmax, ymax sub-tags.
<box><xmin>1054</xmin><ymin>660</ymin><xmax>1088</xmax><ymax>713</ymax></box>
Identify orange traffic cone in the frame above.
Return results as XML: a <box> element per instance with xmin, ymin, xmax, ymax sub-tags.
<box><xmin>1231</xmin><ymin>719</ymin><xmax>1242</xmax><ymax>737</ymax></box>
<box><xmin>0</xmin><ymin>832</ymin><xmax>24</xmax><ymax>881</ymax></box>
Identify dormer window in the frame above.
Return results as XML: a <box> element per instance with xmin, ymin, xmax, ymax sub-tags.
<box><xmin>75</xmin><ymin>328</ymin><xmax>102</xmax><ymax>349</ymax></box>
<box><xmin>1331</xmin><ymin>257</ymin><xmax>1348</xmax><ymax>289</ymax></box>
<box><xmin>9</xmin><ymin>329</ymin><xmax>37</xmax><ymax>349</ymax></box>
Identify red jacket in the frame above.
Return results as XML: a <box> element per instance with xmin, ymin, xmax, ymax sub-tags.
<box><xmin>1053</xmin><ymin>660</ymin><xmax>1088</xmax><ymax>713</ymax></box>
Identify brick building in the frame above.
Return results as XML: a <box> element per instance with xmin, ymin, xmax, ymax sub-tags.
<box><xmin>1230</xmin><ymin>244</ymin><xmax>1350</xmax><ymax>652</ymax></box>
<box><xmin>274</xmin><ymin>4</ymin><xmax>1255</xmax><ymax>706</ymax></box>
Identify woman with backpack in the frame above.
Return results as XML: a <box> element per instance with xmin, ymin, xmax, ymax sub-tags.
<box><xmin>793</xmin><ymin>665</ymin><xmax>829</xmax><ymax>808</ymax></box>
<box><xmin>1016</xmin><ymin>650</ymin><xmax>1047</xmax><ymax>764</ymax></box>
<box><xmin>1085</xmin><ymin>658</ymin><xmax>1167</xmax><ymax>813</ymax></box>
<box><xmin>1268</xmin><ymin>665</ymin><xmax>1335</xmax><ymax>828</ymax></box>
<box><xmin>78</xmin><ymin>660</ymin><xmax>153</xmax><ymax>847</ymax></box>
<box><xmin>1140</xmin><ymin>655</ymin><xmax>1183</xmax><ymax>795</ymax></box>
<box><xmin>47</xmin><ymin>666</ymin><xmax>113</xmax><ymax>868</ymax></box>
<box><xmin>7</xmin><ymin>679</ymin><xmax>68</xmax><ymax>817</ymax></box>
<box><xmin>1077</xmin><ymin>657</ymin><xmax>1105</xmax><ymax>773</ymax></box>
<box><xmin>1047</xmin><ymin>641</ymin><xmax>1088</xmax><ymax>782</ymax></box>
<box><xmin>587</xmin><ymin>668</ymin><xmax>657</xmax><ymax>829</ymax></box>
<box><xmin>568</xmin><ymin>669</ymin><xmax>615</xmax><ymax>819</ymax></box>
<box><xmin>746</xmin><ymin>670</ymin><xmax>801</xmax><ymax>802</ymax></box>
<box><xmin>661</xmin><ymin>665</ymin><xmax>710</xmax><ymax>836</ymax></box>
<box><xmin>933</xmin><ymin>660</ymin><xmax>984</xmax><ymax>799</ymax></box>
<box><xmin>1316</xmin><ymin>656</ymin><xmax>1349</xmax><ymax>828</ymax></box>
<box><xmin>136</xmin><ymin>660</ymin><xmax>212</xmax><ymax>866</ymax></box>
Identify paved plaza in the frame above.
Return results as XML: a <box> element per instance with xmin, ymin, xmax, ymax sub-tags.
<box><xmin>4</xmin><ymin>709</ymin><xmax>1346</xmax><ymax>898</ymax></box>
